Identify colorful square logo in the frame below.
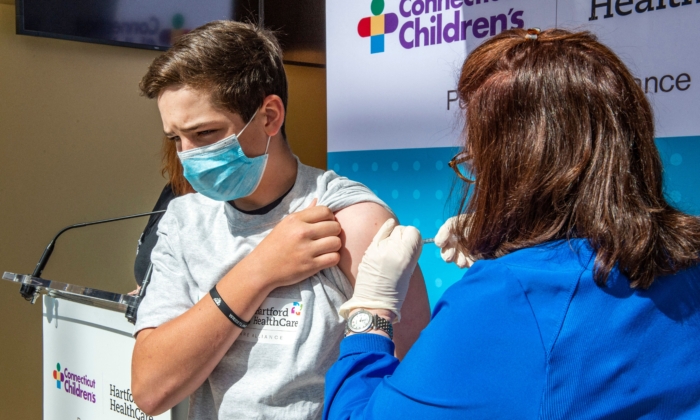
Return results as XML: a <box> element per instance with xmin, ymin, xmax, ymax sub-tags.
<box><xmin>358</xmin><ymin>0</ymin><xmax>399</xmax><ymax>53</ymax></box>
<box><xmin>52</xmin><ymin>363</ymin><xmax>64</xmax><ymax>389</ymax></box>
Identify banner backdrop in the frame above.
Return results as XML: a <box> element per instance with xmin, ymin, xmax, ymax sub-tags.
<box><xmin>326</xmin><ymin>0</ymin><xmax>700</xmax><ymax>306</ymax></box>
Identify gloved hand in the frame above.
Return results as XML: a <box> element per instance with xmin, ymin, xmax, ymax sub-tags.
<box><xmin>338</xmin><ymin>219</ymin><xmax>422</xmax><ymax>322</ymax></box>
<box><xmin>434</xmin><ymin>215</ymin><xmax>476</xmax><ymax>268</ymax></box>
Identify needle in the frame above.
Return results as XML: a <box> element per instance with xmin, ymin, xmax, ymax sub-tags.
<box><xmin>422</xmin><ymin>238</ymin><xmax>435</xmax><ymax>244</ymax></box>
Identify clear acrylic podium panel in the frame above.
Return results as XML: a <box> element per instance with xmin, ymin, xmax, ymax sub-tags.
<box><xmin>2</xmin><ymin>271</ymin><xmax>139</xmax><ymax>312</ymax></box>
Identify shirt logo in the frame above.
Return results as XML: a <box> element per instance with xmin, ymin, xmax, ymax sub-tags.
<box><xmin>239</xmin><ymin>298</ymin><xmax>305</xmax><ymax>345</ymax></box>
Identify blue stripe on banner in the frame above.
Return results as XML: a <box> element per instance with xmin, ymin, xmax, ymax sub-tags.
<box><xmin>656</xmin><ymin>136</ymin><xmax>700</xmax><ymax>215</ymax></box>
<box><xmin>329</xmin><ymin>136</ymin><xmax>700</xmax><ymax>307</ymax></box>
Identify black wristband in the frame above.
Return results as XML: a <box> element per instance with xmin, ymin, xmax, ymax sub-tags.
<box><xmin>209</xmin><ymin>286</ymin><xmax>249</xmax><ymax>329</ymax></box>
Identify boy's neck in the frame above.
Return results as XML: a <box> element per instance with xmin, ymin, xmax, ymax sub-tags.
<box><xmin>232</xmin><ymin>133</ymin><xmax>298</xmax><ymax>212</ymax></box>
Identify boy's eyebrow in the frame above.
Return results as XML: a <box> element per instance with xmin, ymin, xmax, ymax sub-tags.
<box><xmin>164</xmin><ymin>122</ymin><xmax>216</xmax><ymax>137</ymax></box>
<box><xmin>180</xmin><ymin>123</ymin><xmax>207</xmax><ymax>133</ymax></box>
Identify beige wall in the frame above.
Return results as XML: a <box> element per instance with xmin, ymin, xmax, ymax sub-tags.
<box><xmin>0</xmin><ymin>4</ymin><xmax>326</xmax><ymax>417</ymax></box>
<box><xmin>286</xmin><ymin>64</ymin><xmax>327</xmax><ymax>170</ymax></box>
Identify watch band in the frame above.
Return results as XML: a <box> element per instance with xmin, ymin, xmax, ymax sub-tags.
<box><xmin>345</xmin><ymin>310</ymin><xmax>394</xmax><ymax>340</ymax></box>
<box><xmin>372</xmin><ymin>314</ymin><xmax>394</xmax><ymax>340</ymax></box>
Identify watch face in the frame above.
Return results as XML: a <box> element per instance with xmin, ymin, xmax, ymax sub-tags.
<box><xmin>349</xmin><ymin>311</ymin><xmax>372</xmax><ymax>332</ymax></box>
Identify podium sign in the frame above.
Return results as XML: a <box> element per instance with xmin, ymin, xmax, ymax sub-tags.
<box><xmin>43</xmin><ymin>295</ymin><xmax>170</xmax><ymax>420</ymax></box>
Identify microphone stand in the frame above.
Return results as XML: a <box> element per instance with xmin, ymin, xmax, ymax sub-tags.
<box><xmin>20</xmin><ymin>210</ymin><xmax>166</xmax><ymax>303</ymax></box>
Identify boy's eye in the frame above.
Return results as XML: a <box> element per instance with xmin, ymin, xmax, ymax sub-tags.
<box><xmin>198</xmin><ymin>130</ymin><xmax>217</xmax><ymax>136</ymax></box>
<box><xmin>167</xmin><ymin>136</ymin><xmax>180</xmax><ymax>142</ymax></box>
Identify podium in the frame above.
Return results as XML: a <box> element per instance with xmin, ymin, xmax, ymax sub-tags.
<box><xmin>3</xmin><ymin>272</ymin><xmax>186</xmax><ymax>420</ymax></box>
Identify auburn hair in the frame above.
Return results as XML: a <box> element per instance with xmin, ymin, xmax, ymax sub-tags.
<box><xmin>161</xmin><ymin>137</ymin><xmax>193</xmax><ymax>196</ymax></box>
<box><xmin>456</xmin><ymin>28</ymin><xmax>700</xmax><ymax>288</ymax></box>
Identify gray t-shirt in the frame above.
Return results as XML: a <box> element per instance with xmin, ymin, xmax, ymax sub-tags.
<box><xmin>135</xmin><ymin>161</ymin><xmax>390</xmax><ymax>419</ymax></box>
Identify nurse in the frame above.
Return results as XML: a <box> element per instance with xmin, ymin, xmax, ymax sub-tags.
<box><xmin>325</xmin><ymin>28</ymin><xmax>700</xmax><ymax>419</ymax></box>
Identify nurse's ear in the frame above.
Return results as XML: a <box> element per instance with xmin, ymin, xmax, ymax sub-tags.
<box><xmin>260</xmin><ymin>95</ymin><xmax>285</xmax><ymax>138</ymax></box>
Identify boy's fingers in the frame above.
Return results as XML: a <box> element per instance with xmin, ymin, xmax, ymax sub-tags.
<box><xmin>298</xmin><ymin>204</ymin><xmax>336</xmax><ymax>223</ymax></box>
<box><xmin>311</xmin><ymin>236</ymin><xmax>343</xmax><ymax>256</ymax></box>
<box><xmin>309</xmin><ymin>221</ymin><xmax>342</xmax><ymax>239</ymax></box>
<box><xmin>313</xmin><ymin>252</ymin><xmax>341</xmax><ymax>270</ymax></box>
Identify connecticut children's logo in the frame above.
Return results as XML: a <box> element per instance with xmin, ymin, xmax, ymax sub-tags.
<box><xmin>291</xmin><ymin>302</ymin><xmax>303</xmax><ymax>316</ymax></box>
<box><xmin>52</xmin><ymin>363</ymin><xmax>64</xmax><ymax>389</ymax></box>
<box><xmin>356</xmin><ymin>0</ymin><xmax>526</xmax><ymax>54</ymax></box>
<box><xmin>51</xmin><ymin>362</ymin><xmax>98</xmax><ymax>403</ymax></box>
<box><xmin>357</xmin><ymin>0</ymin><xmax>399</xmax><ymax>53</ymax></box>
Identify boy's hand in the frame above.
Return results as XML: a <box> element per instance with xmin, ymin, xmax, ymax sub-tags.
<box><xmin>244</xmin><ymin>199</ymin><xmax>342</xmax><ymax>289</ymax></box>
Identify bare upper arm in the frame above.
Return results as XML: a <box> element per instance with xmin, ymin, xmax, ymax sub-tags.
<box><xmin>334</xmin><ymin>202</ymin><xmax>430</xmax><ymax>358</ymax></box>
<box><xmin>334</xmin><ymin>202</ymin><xmax>394</xmax><ymax>288</ymax></box>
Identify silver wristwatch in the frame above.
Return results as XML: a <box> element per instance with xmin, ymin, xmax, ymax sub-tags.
<box><xmin>345</xmin><ymin>309</ymin><xmax>393</xmax><ymax>340</ymax></box>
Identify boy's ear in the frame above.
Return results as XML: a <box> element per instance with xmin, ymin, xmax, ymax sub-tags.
<box><xmin>261</xmin><ymin>95</ymin><xmax>285</xmax><ymax>137</ymax></box>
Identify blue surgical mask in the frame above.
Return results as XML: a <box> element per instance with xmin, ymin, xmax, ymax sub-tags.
<box><xmin>177</xmin><ymin>110</ymin><xmax>271</xmax><ymax>201</ymax></box>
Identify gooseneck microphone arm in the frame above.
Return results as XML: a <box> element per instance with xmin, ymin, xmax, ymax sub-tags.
<box><xmin>20</xmin><ymin>210</ymin><xmax>166</xmax><ymax>302</ymax></box>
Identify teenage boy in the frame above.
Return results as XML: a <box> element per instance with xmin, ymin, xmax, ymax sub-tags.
<box><xmin>131</xmin><ymin>21</ymin><xmax>430</xmax><ymax>419</ymax></box>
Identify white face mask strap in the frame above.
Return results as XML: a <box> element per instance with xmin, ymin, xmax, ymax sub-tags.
<box><xmin>237</xmin><ymin>108</ymin><xmax>259</xmax><ymax>137</ymax></box>
<box><xmin>264</xmin><ymin>136</ymin><xmax>271</xmax><ymax>155</ymax></box>
<box><xmin>237</xmin><ymin>107</ymin><xmax>270</xmax><ymax>156</ymax></box>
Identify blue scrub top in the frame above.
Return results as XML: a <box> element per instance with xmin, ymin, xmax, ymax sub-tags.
<box><xmin>324</xmin><ymin>239</ymin><xmax>700</xmax><ymax>419</ymax></box>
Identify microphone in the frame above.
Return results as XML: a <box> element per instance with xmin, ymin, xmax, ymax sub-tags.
<box><xmin>124</xmin><ymin>263</ymin><xmax>153</xmax><ymax>325</ymax></box>
<box><xmin>20</xmin><ymin>210</ymin><xmax>166</xmax><ymax>302</ymax></box>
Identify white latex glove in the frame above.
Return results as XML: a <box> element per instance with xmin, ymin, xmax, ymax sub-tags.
<box><xmin>434</xmin><ymin>215</ymin><xmax>476</xmax><ymax>268</ymax></box>
<box><xmin>338</xmin><ymin>219</ymin><xmax>422</xmax><ymax>322</ymax></box>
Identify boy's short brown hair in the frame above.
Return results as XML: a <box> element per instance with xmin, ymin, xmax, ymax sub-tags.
<box><xmin>140</xmin><ymin>20</ymin><xmax>288</xmax><ymax>128</ymax></box>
